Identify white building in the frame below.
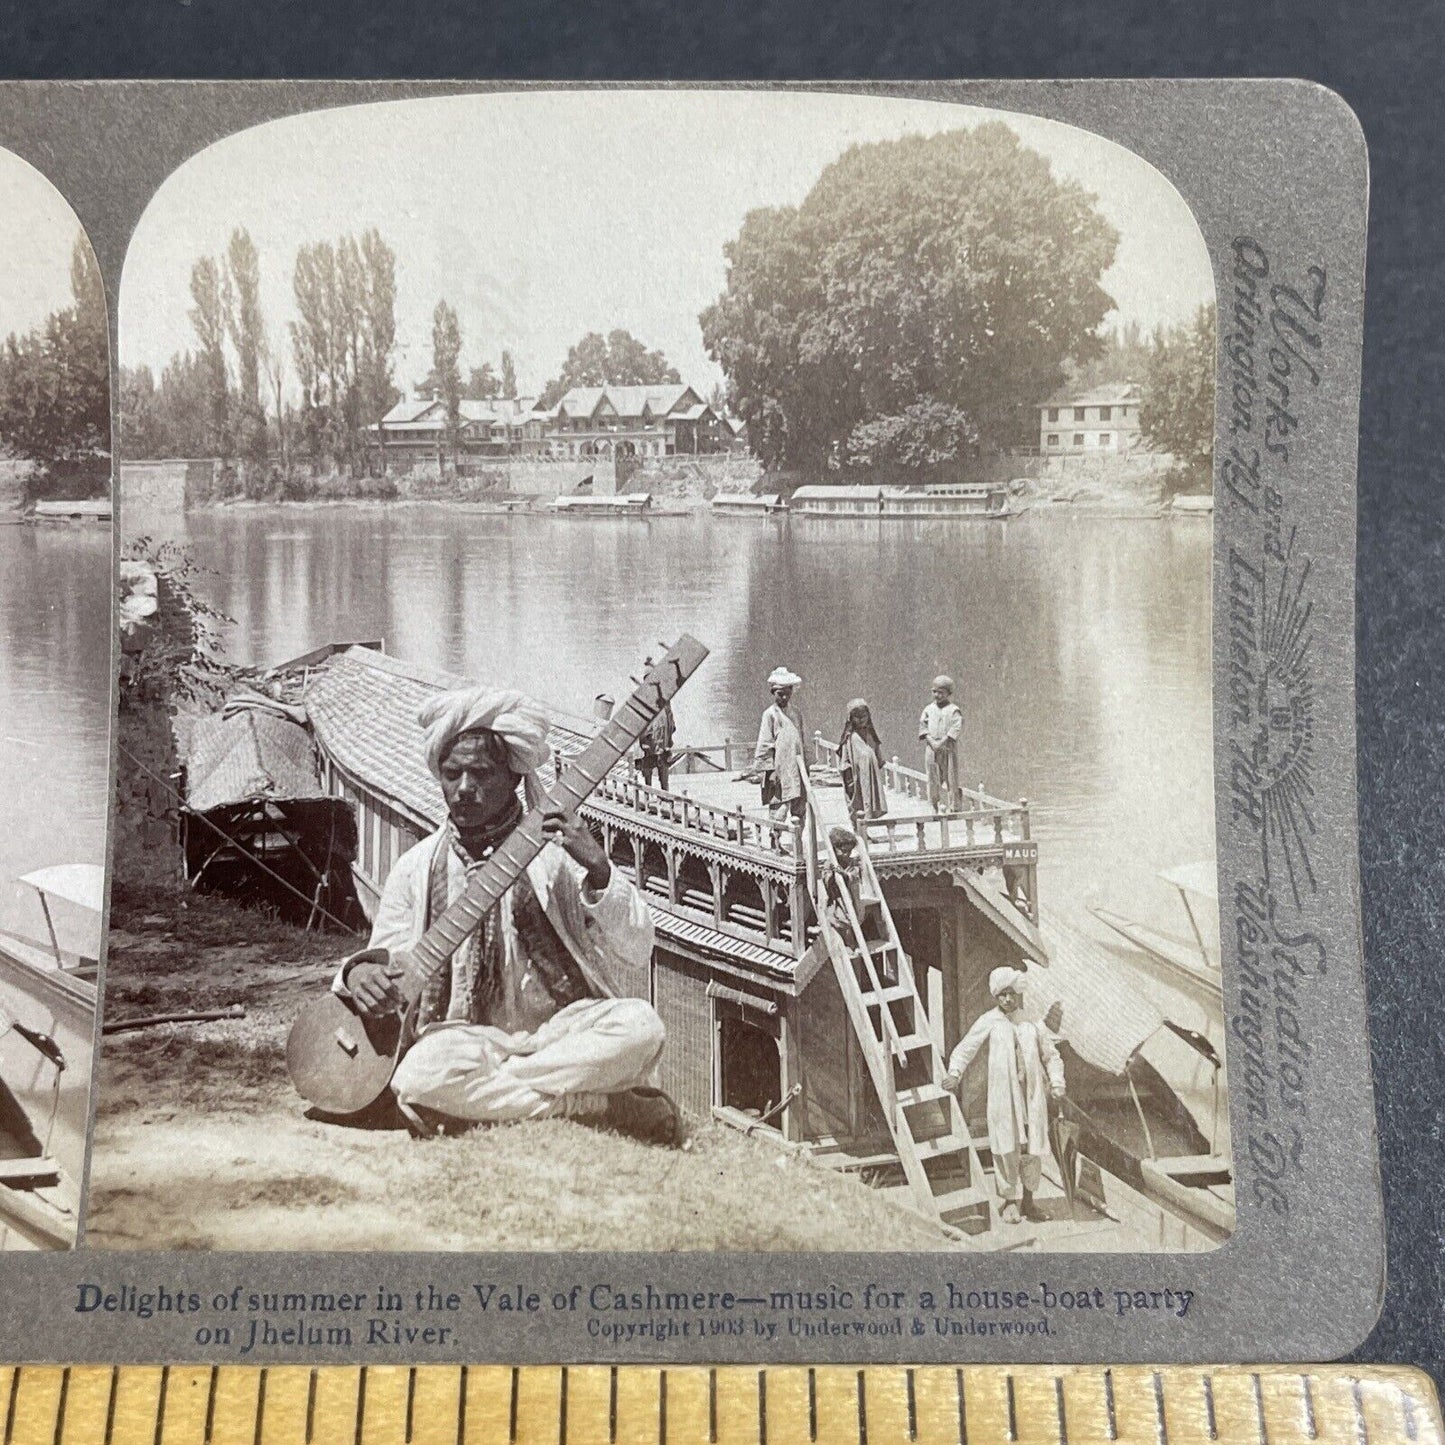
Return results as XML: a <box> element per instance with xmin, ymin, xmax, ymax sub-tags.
<box><xmin>1037</xmin><ymin>382</ymin><xmax>1142</xmax><ymax>456</ymax></box>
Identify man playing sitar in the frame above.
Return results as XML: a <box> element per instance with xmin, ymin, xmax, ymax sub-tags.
<box><xmin>333</xmin><ymin>686</ymin><xmax>680</xmax><ymax>1146</ymax></box>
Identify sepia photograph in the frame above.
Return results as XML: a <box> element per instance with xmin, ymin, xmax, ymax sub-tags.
<box><xmin>92</xmin><ymin>89</ymin><xmax>1226</xmax><ymax>1256</ymax></box>
<box><xmin>0</xmin><ymin>147</ymin><xmax>111</xmax><ymax>1249</ymax></box>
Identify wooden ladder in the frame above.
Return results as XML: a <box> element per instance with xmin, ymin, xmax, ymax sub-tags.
<box><xmin>798</xmin><ymin>767</ymin><xmax>995</xmax><ymax>1234</ymax></box>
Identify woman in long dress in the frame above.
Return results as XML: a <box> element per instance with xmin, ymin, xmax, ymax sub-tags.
<box><xmin>838</xmin><ymin>698</ymin><xmax>887</xmax><ymax>823</ymax></box>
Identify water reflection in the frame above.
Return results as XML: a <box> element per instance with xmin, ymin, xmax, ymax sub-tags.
<box><xmin>144</xmin><ymin>504</ymin><xmax>1214</xmax><ymax>937</ymax></box>
<box><xmin>0</xmin><ymin>526</ymin><xmax>111</xmax><ymax>952</ymax></box>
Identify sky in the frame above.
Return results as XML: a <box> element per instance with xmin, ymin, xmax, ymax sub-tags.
<box><xmin>121</xmin><ymin>89</ymin><xmax>1215</xmax><ymax>400</ymax></box>
<box><xmin>0</xmin><ymin>148</ymin><xmax>90</xmax><ymax>342</ymax></box>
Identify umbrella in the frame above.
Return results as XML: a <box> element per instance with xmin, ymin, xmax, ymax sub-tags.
<box><xmin>1050</xmin><ymin>1101</ymin><xmax>1082</xmax><ymax>1217</ymax></box>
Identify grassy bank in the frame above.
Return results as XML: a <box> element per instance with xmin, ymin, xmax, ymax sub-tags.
<box><xmin>89</xmin><ymin>885</ymin><xmax>951</xmax><ymax>1252</ymax></box>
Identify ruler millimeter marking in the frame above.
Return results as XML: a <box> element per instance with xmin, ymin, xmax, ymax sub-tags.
<box><xmin>0</xmin><ymin>1365</ymin><xmax>1437</xmax><ymax>1444</ymax></box>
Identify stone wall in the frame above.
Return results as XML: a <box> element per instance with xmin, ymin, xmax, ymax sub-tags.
<box><xmin>974</xmin><ymin>449</ymin><xmax>1176</xmax><ymax>489</ymax></box>
<box><xmin>0</xmin><ymin>458</ymin><xmax>35</xmax><ymax>515</ymax></box>
<box><xmin>120</xmin><ymin>459</ymin><xmax>218</xmax><ymax>518</ymax></box>
<box><xmin>622</xmin><ymin>453</ymin><xmax>765</xmax><ymax>499</ymax></box>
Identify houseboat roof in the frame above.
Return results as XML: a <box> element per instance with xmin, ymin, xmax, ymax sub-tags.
<box><xmin>790</xmin><ymin>485</ymin><xmax>885</xmax><ymax>501</ymax></box>
<box><xmin>711</xmin><ymin>492</ymin><xmax>781</xmax><ymax>507</ymax></box>
<box><xmin>303</xmin><ymin>648</ymin><xmax>463</xmax><ymax>830</ymax></box>
<box><xmin>550</xmin><ymin>493</ymin><xmax>652</xmax><ymax>510</ymax></box>
<box><xmin>32</xmin><ymin>498</ymin><xmax>111</xmax><ymax>519</ymax></box>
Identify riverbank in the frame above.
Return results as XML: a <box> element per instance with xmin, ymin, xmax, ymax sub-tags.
<box><xmin>87</xmin><ymin>883</ymin><xmax>952</xmax><ymax>1252</ymax></box>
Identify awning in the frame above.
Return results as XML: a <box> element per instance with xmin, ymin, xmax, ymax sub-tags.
<box><xmin>18</xmin><ymin>865</ymin><xmax>105</xmax><ymax>914</ymax></box>
<box><xmin>1159</xmin><ymin>861</ymin><xmax>1218</xmax><ymax>901</ymax></box>
<box><xmin>1027</xmin><ymin>908</ymin><xmax>1167</xmax><ymax>1076</ymax></box>
<box><xmin>185</xmin><ymin>694</ymin><xmax>328</xmax><ymax>814</ymax></box>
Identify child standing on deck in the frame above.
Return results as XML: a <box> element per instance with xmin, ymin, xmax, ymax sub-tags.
<box><xmin>918</xmin><ymin>675</ymin><xmax>964</xmax><ymax>812</ymax></box>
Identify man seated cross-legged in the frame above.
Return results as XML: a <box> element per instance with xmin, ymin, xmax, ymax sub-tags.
<box><xmin>335</xmin><ymin>686</ymin><xmax>682</xmax><ymax>1147</ymax></box>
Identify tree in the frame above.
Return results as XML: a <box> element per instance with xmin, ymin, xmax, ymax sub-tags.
<box><xmin>463</xmin><ymin>363</ymin><xmax>500</xmax><ymax>400</ymax></box>
<box><xmin>0</xmin><ymin>233</ymin><xmax>111</xmax><ymax>493</ymax></box>
<box><xmin>1140</xmin><ymin>304</ymin><xmax>1215</xmax><ymax>489</ymax></box>
<box><xmin>225</xmin><ymin>228</ymin><xmax>267</xmax><ymax>464</ymax></box>
<box><xmin>700</xmin><ymin>123</ymin><xmax>1119</xmax><ymax>471</ymax></box>
<box><xmin>844</xmin><ymin>400</ymin><xmax>979</xmax><ymax>475</ymax></box>
<box><xmin>430</xmin><ymin>301</ymin><xmax>463</xmax><ymax>467</ymax></box>
<box><xmin>357</xmin><ymin>229</ymin><xmax>398</xmax><ymax>470</ymax></box>
<box><xmin>189</xmin><ymin>255</ymin><xmax>231</xmax><ymax>457</ymax></box>
<box><xmin>500</xmin><ymin>350</ymin><xmax>517</xmax><ymax>400</ymax></box>
<box><xmin>289</xmin><ymin>230</ymin><xmax>397</xmax><ymax>473</ymax></box>
<box><xmin>538</xmin><ymin>328</ymin><xmax>681</xmax><ymax>408</ymax></box>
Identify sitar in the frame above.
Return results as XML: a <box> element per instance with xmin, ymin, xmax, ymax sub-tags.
<box><xmin>285</xmin><ymin>635</ymin><xmax>709</xmax><ymax>1116</ymax></box>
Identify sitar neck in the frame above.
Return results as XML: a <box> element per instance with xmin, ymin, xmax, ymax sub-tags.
<box><xmin>404</xmin><ymin>682</ymin><xmax>689</xmax><ymax>990</ymax></box>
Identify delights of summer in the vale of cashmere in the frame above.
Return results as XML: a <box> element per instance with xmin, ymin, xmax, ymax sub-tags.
<box><xmin>94</xmin><ymin>89</ymin><xmax>1226</xmax><ymax>1256</ymax></box>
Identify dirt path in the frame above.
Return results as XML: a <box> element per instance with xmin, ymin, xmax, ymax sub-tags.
<box><xmin>87</xmin><ymin>891</ymin><xmax>950</xmax><ymax>1252</ymax></box>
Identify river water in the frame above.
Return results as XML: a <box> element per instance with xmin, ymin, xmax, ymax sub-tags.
<box><xmin>135</xmin><ymin>502</ymin><xmax>1216</xmax><ymax>941</ymax></box>
<box><xmin>0</xmin><ymin>525</ymin><xmax>112</xmax><ymax>954</ymax></box>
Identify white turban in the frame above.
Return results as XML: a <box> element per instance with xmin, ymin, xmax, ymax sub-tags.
<box><xmin>932</xmin><ymin>675</ymin><xmax>955</xmax><ymax>693</ymax></box>
<box><xmin>768</xmin><ymin>666</ymin><xmax>802</xmax><ymax>688</ymax></box>
<box><xmin>418</xmin><ymin>687</ymin><xmax>552</xmax><ymax>809</ymax></box>
<box><xmin>989</xmin><ymin>966</ymin><xmax>1026</xmax><ymax>997</ymax></box>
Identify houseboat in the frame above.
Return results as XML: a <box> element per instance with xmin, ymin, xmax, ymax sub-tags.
<box><xmin>710</xmin><ymin>492</ymin><xmax>786</xmax><ymax>515</ymax></box>
<box><xmin>0</xmin><ymin>865</ymin><xmax>101</xmax><ymax>1250</ymax></box>
<box><xmin>267</xmin><ymin>642</ymin><xmax>1231</xmax><ymax>1249</ymax></box>
<box><xmin>548</xmin><ymin>493</ymin><xmax>653</xmax><ymax>517</ymax></box>
<box><xmin>790</xmin><ymin>483</ymin><xmax>1013</xmax><ymax>519</ymax></box>
<box><xmin>30</xmin><ymin>498</ymin><xmax>111</xmax><ymax>523</ymax></box>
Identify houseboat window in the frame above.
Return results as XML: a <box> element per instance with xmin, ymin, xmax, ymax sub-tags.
<box><xmin>1098</xmin><ymin>405</ymin><xmax>1112</xmax><ymax>421</ymax></box>
<box><xmin>1100</xmin><ymin>433</ymin><xmax>1112</xmax><ymax>447</ymax></box>
<box><xmin>1074</xmin><ymin>407</ymin><xmax>1086</xmax><ymax>421</ymax></box>
<box><xmin>1047</xmin><ymin>433</ymin><xmax>1059</xmax><ymax>447</ymax></box>
<box><xmin>1073</xmin><ymin>433</ymin><xmax>1085</xmax><ymax>447</ymax></box>
<box><xmin>1048</xmin><ymin>407</ymin><xmax>1059</xmax><ymax>422</ymax></box>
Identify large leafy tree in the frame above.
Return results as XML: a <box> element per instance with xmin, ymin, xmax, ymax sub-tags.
<box><xmin>1140</xmin><ymin>304</ymin><xmax>1216</xmax><ymax>487</ymax></box>
<box><xmin>537</xmin><ymin>328</ymin><xmax>681</xmax><ymax>409</ymax></box>
<box><xmin>0</xmin><ymin>234</ymin><xmax>111</xmax><ymax>490</ymax></box>
<box><xmin>700</xmin><ymin>123</ymin><xmax>1119</xmax><ymax>472</ymax></box>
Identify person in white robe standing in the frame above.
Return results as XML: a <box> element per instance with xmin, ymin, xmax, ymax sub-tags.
<box><xmin>942</xmin><ymin>965</ymin><xmax>1065</xmax><ymax>1224</ymax></box>
<box><xmin>754</xmin><ymin>666</ymin><xmax>806</xmax><ymax>821</ymax></box>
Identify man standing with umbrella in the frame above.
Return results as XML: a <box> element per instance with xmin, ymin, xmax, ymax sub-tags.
<box><xmin>941</xmin><ymin>966</ymin><xmax>1066</xmax><ymax>1225</ymax></box>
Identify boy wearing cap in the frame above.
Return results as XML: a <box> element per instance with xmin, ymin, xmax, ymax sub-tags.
<box><xmin>918</xmin><ymin>675</ymin><xmax>964</xmax><ymax>812</ymax></box>
<box><xmin>942</xmin><ymin>966</ymin><xmax>1065</xmax><ymax>1225</ymax></box>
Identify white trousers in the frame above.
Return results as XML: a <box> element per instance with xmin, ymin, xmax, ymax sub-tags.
<box><xmin>391</xmin><ymin>996</ymin><xmax>665</xmax><ymax>1124</ymax></box>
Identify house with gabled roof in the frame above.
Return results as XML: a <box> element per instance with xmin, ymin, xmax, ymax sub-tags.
<box><xmin>549</xmin><ymin>383</ymin><xmax>729</xmax><ymax>458</ymax></box>
<box><xmin>367</xmin><ymin>396</ymin><xmax>552</xmax><ymax>460</ymax></box>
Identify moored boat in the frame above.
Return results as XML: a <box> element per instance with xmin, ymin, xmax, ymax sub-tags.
<box><xmin>790</xmin><ymin>483</ymin><xmax>1014</xmax><ymax>519</ymax></box>
<box><xmin>548</xmin><ymin>493</ymin><xmax>655</xmax><ymax>516</ymax></box>
<box><xmin>0</xmin><ymin>864</ymin><xmax>101</xmax><ymax>1250</ymax></box>
<box><xmin>710</xmin><ymin>492</ymin><xmax>786</xmax><ymax>515</ymax></box>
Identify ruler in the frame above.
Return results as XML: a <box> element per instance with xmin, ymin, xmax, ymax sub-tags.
<box><xmin>0</xmin><ymin>1364</ymin><xmax>1438</xmax><ymax>1443</ymax></box>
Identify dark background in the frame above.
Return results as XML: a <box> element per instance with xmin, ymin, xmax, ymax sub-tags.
<box><xmin>2</xmin><ymin>0</ymin><xmax>1441</xmax><ymax>1385</ymax></box>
